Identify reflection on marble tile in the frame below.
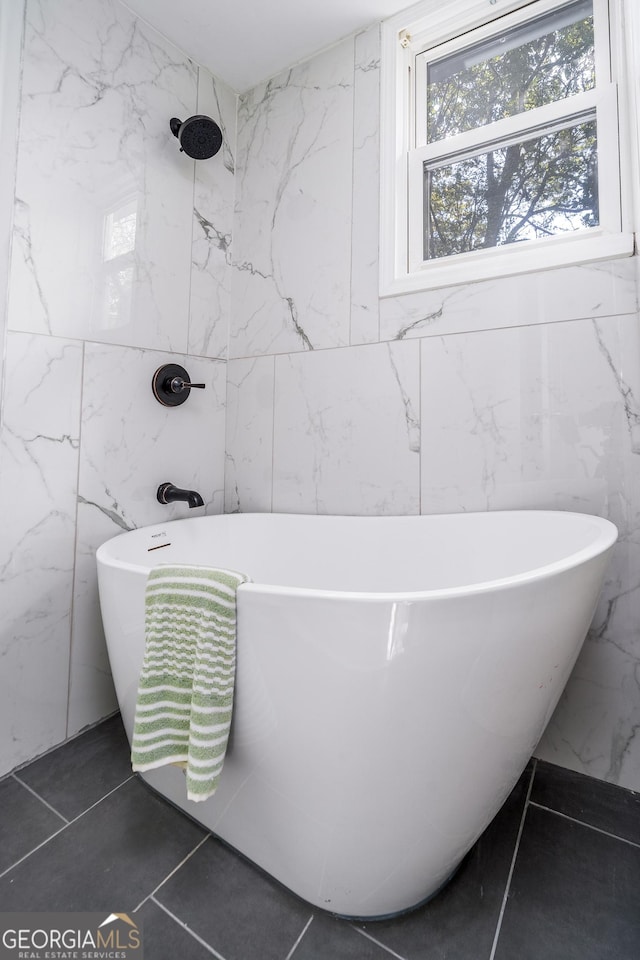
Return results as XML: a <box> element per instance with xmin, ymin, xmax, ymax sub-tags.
<box><xmin>188</xmin><ymin>67</ymin><xmax>237</xmax><ymax>360</ymax></box>
<box><xmin>68</xmin><ymin>343</ymin><xmax>226</xmax><ymax>735</ymax></box>
<box><xmin>380</xmin><ymin>257</ymin><xmax>637</xmax><ymax>343</ymax></box>
<box><xmin>420</xmin><ymin>315</ymin><xmax>640</xmax><ymax>790</ymax></box>
<box><xmin>231</xmin><ymin>39</ymin><xmax>354</xmax><ymax>358</ymax></box>
<box><xmin>350</xmin><ymin>25</ymin><xmax>381</xmax><ymax>346</ymax></box>
<box><xmin>421</xmin><ymin>316</ymin><xmax>638</xmax><ymax>515</ymax></box>
<box><xmin>0</xmin><ymin>332</ymin><xmax>82</xmax><ymax>775</ymax></box>
<box><xmin>8</xmin><ymin>0</ymin><xmax>196</xmax><ymax>351</ymax></box>
<box><xmin>272</xmin><ymin>342</ymin><xmax>420</xmax><ymax>515</ymax></box>
<box><xmin>224</xmin><ymin>356</ymin><xmax>275</xmax><ymax>513</ymax></box>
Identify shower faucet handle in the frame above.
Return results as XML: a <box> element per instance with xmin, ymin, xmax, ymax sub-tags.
<box><xmin>152</xmin><ymin>363</ymin><xmax>206</xmax><ymax>407</ymax></box>
<box><xmin>169</xmin><ymin>377</ymin><xmax>205</xmax><ymax>393</ymax></box>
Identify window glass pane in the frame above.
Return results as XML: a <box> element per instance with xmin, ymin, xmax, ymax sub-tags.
<box><xmin>424</xmin><ymin>119</ymin><xmax>598</xmax><ymax>260</ymax></box>
<box><xmin>426</xmin><ymin>0</ymin><xmax>594</xmax><ymax>142</ymax></box>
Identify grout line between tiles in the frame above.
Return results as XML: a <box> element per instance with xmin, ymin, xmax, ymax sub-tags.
<box><xmin>17</xmin><ymin>307</ymin><xmax>639</xmax><ymax>362</ymax></box>
<box><xmin>529</xmin><ymin>800</ymin><xmax>640</xmax><ymax>849</ymax></box>
<box><xmin>0</xmin><ymin>823</ymin><xmax>68</xmax><ymax>880</ymax></box>
<box><xmin>12</xmin><ymin>774</ymin><xmax>69</xmax><ymax>824</ymax></box>
<box><xmin>150</xmin><ymin>895</ymin><xmax>228</xmax><ymax>959</ymax></box>
<box><xmin>67</xmin><ymin>774</ymin><xmax>135</xmax><ymax>822</ymax></box>
<box><xmin>0</xmin><ymin>775</ymin><xmax>134</xmax><ymax>880</ymax></box>
<box><xmin>355</xmin><ymin>925</ymin><xmax>410</xmax><ymax>960</ymax></box>
<box><xmin>283</xmin><ymin>914</ymin><xmax>314</xmax><ymax>960</ymax></box>
<box><xmin>487</xmin><ymin>760</ymin><xmax>537</xmax><ymax>960</ymax></box>
<box><xmin>134</xmin><ymin>832</ymin><xmax>212</xmax><ymax>913</ymax></box>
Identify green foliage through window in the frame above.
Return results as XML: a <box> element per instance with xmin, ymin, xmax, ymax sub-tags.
<box><xmin>425</xmin><ymin>119</ymin><xmax>598</xmax><ymax>259</ymax></box>
<box><xmin>426</xmin><ymin>0</ymin><xmax>595</xmax><ymax>140</ymax></box>
<box><xmin>420</xmin><ymin>0</ymin><xmax>599</xmax><ymax>261</ymax></box>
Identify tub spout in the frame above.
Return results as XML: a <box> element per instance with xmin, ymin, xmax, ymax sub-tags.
<box><xmin>157</xmin><ymin>482</ymin><xmax>204</xmax><ymax>509</ymax></box>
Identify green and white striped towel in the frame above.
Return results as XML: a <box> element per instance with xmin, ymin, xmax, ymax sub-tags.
<box><xmin>131</xmin><ymin>564</ymin><xmax>248</xmax><ymax>803</ymax></box>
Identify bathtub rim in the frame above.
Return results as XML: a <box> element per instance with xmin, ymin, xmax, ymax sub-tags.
<box><xmin>95</xmin><ymin>509</ymin><xmax>618</xmax><ymax>604</ymax></box>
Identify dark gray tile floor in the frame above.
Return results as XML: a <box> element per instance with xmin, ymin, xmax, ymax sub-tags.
<box><xmin>1</xmin><ymin>713</ymin><xmax>639</xmax><ymax>960</ymax></box>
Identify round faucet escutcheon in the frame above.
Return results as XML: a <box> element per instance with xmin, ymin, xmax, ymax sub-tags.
<box><xmin>152</xmin><ymin>364</ymin><xmax>206</xmax><ymax>406</ymax></box>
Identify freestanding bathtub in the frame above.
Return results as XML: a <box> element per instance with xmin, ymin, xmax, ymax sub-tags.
<box><xmin>96</xmin><ymin>510</ymin><xmax>616</xmax><ymax>919</ymax></box>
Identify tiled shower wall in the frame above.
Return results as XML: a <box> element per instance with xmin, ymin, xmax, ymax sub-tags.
<box><xmin>227</xmin><ymin>27</ymin><xmax>640</xmax><ymax>791</ymax></box>
<box><xmin>2</xmin><ymin>1</ymin><xmax>640</xmax><ymax>797</ymax></box>
<box><xmin>0</xmin><ymin>0</ymin><xmax>236</xmax><ymax>776</ymax></box>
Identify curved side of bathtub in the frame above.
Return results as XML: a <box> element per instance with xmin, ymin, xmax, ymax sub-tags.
<box><xmin>97</xmin><ymin>524</ymin><xmax>613</xmax><ymax>919</ymax></box>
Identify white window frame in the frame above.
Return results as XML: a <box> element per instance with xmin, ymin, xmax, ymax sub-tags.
<box><xmin>380</xmin><ymin>0</ymin><xmax>636</xmax><ymax>297</ymax></box>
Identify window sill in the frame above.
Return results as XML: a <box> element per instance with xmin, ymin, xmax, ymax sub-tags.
<box><xmin>380</xmin><ymin>232</ymin><xmax>636</xmax><ymax>299</ymax></box>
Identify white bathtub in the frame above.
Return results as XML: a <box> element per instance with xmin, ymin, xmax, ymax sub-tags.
<box><xmin>96</xmin><ymin>510</ymin><xmax>616</xmax><ymax>919</ymax></box>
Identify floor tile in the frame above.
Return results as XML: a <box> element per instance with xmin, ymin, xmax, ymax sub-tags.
<box><xmin>17</xmin><ymin>713</ymin><xmax>132</xmax><ymax>820</ymax></box>
<box><xmin>0</xmin><ymin>777</ymin><xmax>64</xmax><ymax>873</ymax></box>
<box><xmin>494</xmin><ymin>803</ymin><xmax>640</xmax><ymax>960</ymax></box>
<box><xmin>292</xmin><ymin>914</ymin><xmax>396</xmax><ymax>960</ymax></box>
<box><xmin>531</xmin><ymin>760</ymin><xmax>640</xmax><ymax>846</ymax></box>
<box><xmin>135</xmin><ymin>898</ymin><xmax>217</xmax><ymax>960</ymax></box>
<box><xmin>355</xmin><ymin>766</ymin><xmax>532</xmax><ymax>960</ymax></box>
<box><xmin>0</xmin><ymin>777</ymin><xmax>205</xmax><ymax>911</ymax></box>
<box><xmin>156</xmin><ymin>836</ymin><xmax>312</xmax><ymax>960</ymax></box>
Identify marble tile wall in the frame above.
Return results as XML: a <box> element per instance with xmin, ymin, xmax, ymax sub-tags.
<box><xmin>0</xmin><ymin>0</ymin><xmax>235</xmax><ymax>775</ymax></box>
<box><xmin>228</xmin><ymin>26</ymin><xmax>640</xmax><ymax>791</ymax></box>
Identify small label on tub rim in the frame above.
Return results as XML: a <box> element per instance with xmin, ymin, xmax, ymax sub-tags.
<box><xmin>148</xmin><ymin>531</ymin><xmax>171</xmax><ymax>552</ymax></box>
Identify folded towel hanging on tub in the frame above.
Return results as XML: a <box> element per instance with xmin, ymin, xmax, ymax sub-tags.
<box><xmin>131</xmin><ymin>564</ymin><xmax>248</xmax><ymax>802</ymax></box>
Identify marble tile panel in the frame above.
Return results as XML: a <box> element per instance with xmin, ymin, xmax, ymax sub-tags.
<box><xmin>535</xmin><ymin>632</ymin><xmax>640</xmax><ymax>794</ymax></box>
<box><xmin>272</xmin><ymin>341</ymin><xmax>420</xmax><ymax>515</ymax></box>
<box><xmin>68</xmin><ymin>342</ymin><xmax>226</xmax><ymax>735</ymax></box>
<box><xmin>350</xmin><ymin>24</ymin><xmax>381</xmax><ymax>347</ymax></box>
<box><xmin>0</xmin><ymin>0</ymin><xmax>24</xmax><ymax>405</ymax></box>
<box><xmin>420</xmin><ymin>316</ymin><xmax>639</xmax><ymax>515</ymax></box>
<box><xmin>0</xmin><ymin>332</ymin><xmax>82</xmax><ymax>775</ymax></box>
<box><xmin>78</xmin><ymin>343</ymin><xmax>226</xmax><ymax>526</ymax></box>
<box><xmin>420</xmin><ymin>314</ymin><xmax>640</xmax><ymax>789</ymax></box>
<box><xmin>67</xmin><ymin>502</ymin><xmax>119</xmax><ymax>737</ymax></box>
<box><xmin>380</xmin><ymin>256</ymin><xmax>637</xmax><ymax>343</ymax></box>
<box><xmin>224</xmin><ymin>356</ymin><xmax>275</xmax><ymax>513</ymax></box>
<box><xmin>8</xmin><ymin>0</ymin><xmax>197</xmax><ymax>352</ymax></box>
<box><xmin>230</xmin><ymin>39</ymin><xmax>354</xmax><ymax>358</ymax></box>
<box><xmin>188</xmin><ymin>67</ymin><xmax>237</xmax><ymax>360</ymax></box>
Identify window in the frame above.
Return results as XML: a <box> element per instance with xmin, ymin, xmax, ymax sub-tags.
<box><xmin>380</xmin><ymin>0</ymin><xmax>635</xmax><ymax>295</ymax></box>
